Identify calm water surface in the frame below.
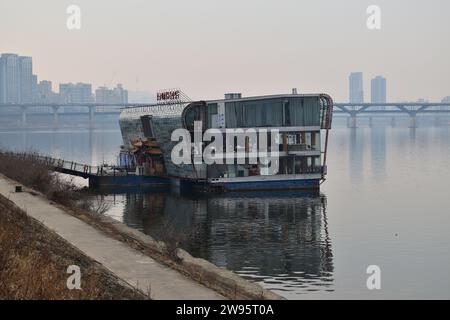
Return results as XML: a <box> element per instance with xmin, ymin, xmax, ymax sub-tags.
<box><xmin>1</xmin><ymin>119</ymin><xmax>449</xmax><ymax>299</ymax></box>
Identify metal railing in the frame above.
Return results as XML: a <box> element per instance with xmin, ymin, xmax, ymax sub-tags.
<box><xmin>10</xmin><ymin>152</ymin><xmax>100</xmax><ymax>175</ymax></box>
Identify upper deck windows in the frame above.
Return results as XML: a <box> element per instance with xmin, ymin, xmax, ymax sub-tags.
<box><xmin>182</xmin><ymin>95</ymin><xmax>328</xmax><ymax>131</ymax></box>
<box><xmin>225</xmin><ymin>96</ymin><xmax>321</xmax><ymax>128</ymax></box>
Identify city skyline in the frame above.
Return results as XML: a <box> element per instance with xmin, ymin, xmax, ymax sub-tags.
<box><xmin>1</xmin><ymin>0</ymin><xmax>449</xmax><ymax>102</ymax></box>
<box><xmin>0</xmin><ymin>52</ymin><xmax>131</xmax><ymax>105</ymax></box>
<box><xmin>1</xmin><ymin>52</ymin><xmax>448</xmax><ymax>104</ymax></box>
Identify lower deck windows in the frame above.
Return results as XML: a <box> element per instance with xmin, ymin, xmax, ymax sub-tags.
<box><xmin>206</xmin><ymin>155</ymin><xmax>322</xmax><ymax>179</ymax></box>
<box><xmin>279</xmin><ymin>155</ymin><xmax>321</xmax><ymax>175</ymax></box>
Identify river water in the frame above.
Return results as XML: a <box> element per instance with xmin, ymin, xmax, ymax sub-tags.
<box><xmin>1</xmin><ymin>117</ymin><xmax>449</xmax><ymax>299</ymax></box>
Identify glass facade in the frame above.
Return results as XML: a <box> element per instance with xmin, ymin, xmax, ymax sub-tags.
<box><xmin>182</xmin><ymin>102</ymin><xmax>221</xmax><ymax>131</ymax></box>
<box><xmin>224</xmin><ymin>96</ymin><xmax>321</xmax><ymax>128</ymax></box>
<box><xmin>183</xmin><ymin>96</ymin><xmax>322</xmax><ymax>130</ymax></box>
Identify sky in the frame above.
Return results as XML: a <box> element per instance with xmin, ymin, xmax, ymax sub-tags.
<box><xmin>0</xmin><ymin>0</ymin><xmax>449</xmax><ymax>102</ymax></box>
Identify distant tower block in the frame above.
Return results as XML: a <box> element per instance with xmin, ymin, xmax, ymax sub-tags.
<box><xmin>292</xmin><ymin>88</ymin><xmax>298</xmax><ymax>95</ymax></box>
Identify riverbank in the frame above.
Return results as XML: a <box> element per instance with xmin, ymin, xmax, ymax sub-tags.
<box><xmin>0</xmin><ymin>174</ymin><xmax>226</xmax><ymax>299</ymax></box>
<box><xmin>0</xmin><ymin>151</ymin><xmax>281</xmax><ymax>299</ymax></box>
<box><xmin>0</xmin><ymin>194</ymin><xmax>147</xmax><ymax>299</ymax></box>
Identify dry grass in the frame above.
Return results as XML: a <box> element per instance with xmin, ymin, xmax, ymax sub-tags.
<box><xmin>0</xmin><ymin>197</ymin><xmax>149</xmax><ymax>299</ymax></box>
<box><xmin>0</xmin><ymin>151</ymin><xmax>186</xmax><ymax>260</ymax></box>
<box><xmin>150</xmin><ymin>217</ymin><xmax>202</xmax><ymax>263</ymax></box>
<box><xmin>0</xmin><ymin>151</ymin><xmax>148</xmax><ymax>299</ymax></box>
<box><xmin>0</xmin><ymin>151</ymin><xmax>181</xmax><ymax>264</ymax></box>
<box><xmin>0</xmin><ymin>151</ymin><xmax>108</xmax><ymax>213</ymax></box>
<box><xmin>151</xmin><ymin>221</ymin><xmax>187</xmax><ymax>262</ymax></box>
<box><xmin>0</xmin><ymin>151</ymin><xmax>238</xmax><ymax>299</ymax></box>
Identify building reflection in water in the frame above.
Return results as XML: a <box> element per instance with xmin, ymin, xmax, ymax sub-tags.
<box><xmin>370</xmin><ymin>126</ymin><xmax>386</xmax><ymax>181</ymax></box>
<box><xmin>349</xmin><ymin>128</ymin><xmax>364</xmax><ymax>185</ymax></box>
<box><xmin>120</xmin><ymin>191</ymin><xmax>334</xmax><ymax>296</ymax></box>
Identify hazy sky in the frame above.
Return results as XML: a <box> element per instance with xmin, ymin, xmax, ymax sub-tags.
<box><xmin>1</xmin><ymin>0</ymin><xmax>449</xmax><ymax>102</ymax></box>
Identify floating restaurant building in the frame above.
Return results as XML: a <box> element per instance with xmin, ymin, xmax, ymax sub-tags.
<box><xmin>118</xmin><ymin>91</ymin><xmax>333</xmax><ymax>192</ymax></box>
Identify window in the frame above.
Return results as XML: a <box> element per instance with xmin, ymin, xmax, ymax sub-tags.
<box><xmin>140</xmin><ymin>115</ymin><xmax>155</xmax><ymax>138</ymax></box>
<box><xmin>314</xmin><ymin>156</ymin><xmax>322</xmax><ymax>168</ymax></box>
<box><xmin>283</xmin><ymin>100</ymin><xmax>291</xmax><ymax>126</ymax></box>
<box><xmin>225</xmin><ymin>97</ymin><xmax>320</xmax><ymax>128</ymax></box>
<box><xmin>225</xmin><ymin>100</ymin><xmax>283</xmax><ymax>128</ymax></box>
<box><xmin>207</xmin><ymin>103</ymin><xmax>218</xmax><ymax>128</ymax></box>
<box><xmin>295</xmin><ymin>157</ymin><xmax>303</xmax><ymax>174</ymax></box>
<box><xmin>184</xmin><ymin>104</ymin><xmax>204</xmax><ymax>131</ymax></box>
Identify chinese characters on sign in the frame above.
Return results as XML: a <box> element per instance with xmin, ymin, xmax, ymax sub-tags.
<box><xmin>157</xmin><ymin>90</ymin><xmax>181</xmax><ymax>101</ymax></box>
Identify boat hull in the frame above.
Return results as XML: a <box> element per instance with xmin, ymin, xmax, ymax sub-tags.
<box><xmin>179</xmin><ymin>177</ymin><xmax>321</xmax><ymax>192</ymax></box>
<box><xmin>89</xmin><ymin>175</ymin><xmax>170</xmax><ymax>190</ymax></box>
<box><xmin>211</xmin><ymin>178</ymin><xmax>320</xmax><ymax>191</ymax></box>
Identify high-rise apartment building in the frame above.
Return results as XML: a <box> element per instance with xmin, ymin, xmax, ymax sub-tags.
<box><xmin>18</xmin><ymin>56</ymin><xmax>33</xmax><ymax>103</ymax></box>
<box><xmin>349</xmin><ymin>72</ymin><xmax>364</xmax><ymax>104</ymax></box>
<box><xmin>96</xmin><ymin>84</ymin><xmax>128</xmax><ymax>104</ymax></box>
<box><xmin>0</xmin><ymin>53</ymin><xmax>34</xmax><ymax>104</ymax></box>
<box><xmin>35</xmin><ymin>80</ymin><xmax>57</xmax><ymax>103</ymax></box>
<box><xmin>0</xmin><ymin>53</ymin><xmax>21</xmax><ymax>103</ymax></box>
<box><xmin>59</xmin><ymin>83</ymin><xmax>93</xmax><ymax>104</ymax></box>
<box><xmin>371</xmin><ymin>76</ymin><xmax>387</xmax><ymax>104</ymax></box>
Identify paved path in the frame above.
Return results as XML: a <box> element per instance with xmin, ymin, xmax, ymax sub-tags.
<box><xmin>0</xmin><ymin>175</ymin><xmax>224</xmax><ymax>300</ymax></box>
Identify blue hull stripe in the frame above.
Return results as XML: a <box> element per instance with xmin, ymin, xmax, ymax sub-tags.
<box><xmin>217</xmin><ymin>179</ymin><xmax>320</xmax><ymax>191</ymax></box>
<box><xmin>180</xmin><ymin>178</ymin><xmax>320</xmax><ymax>192</ymax></box>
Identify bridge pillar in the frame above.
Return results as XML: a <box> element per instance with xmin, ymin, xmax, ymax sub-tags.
<box><xmin>89</xmin><ymin>106</ymin><xmax>95</xmax><ymax>128</ymax></box>
<box><xmin>52</xmin><ymin>106</ymin><xmax>60</xmax><ymax>128</ymax></box>
<box><xmin>390</xmin><ymin>117</ymin><xmax>396</xmax><ymax>127</ymax></box>
<box><xmin>409</xmin><ymin>114</ymin><xmax>418</xmax><ymax>128</ymax></box>
<box><xmin>348</xmin><ymin>114</ymin><xmax>357</xmax><ymax>128</ymax></box>
<box><xmin>20</xmin><ymin>106</ymin><xmax>27</xmax><ymax>127</ymax></box>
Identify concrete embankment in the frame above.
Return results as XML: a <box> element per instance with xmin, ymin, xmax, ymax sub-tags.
<box><xmin>0</xmin><ymin>174</ymin><xmax>282</xmax><ymax>300</ymax></box>
<box><xmin>0</xmin><ymin>195</ymin><xmax>147</xmax><ymax>299</ymax></box>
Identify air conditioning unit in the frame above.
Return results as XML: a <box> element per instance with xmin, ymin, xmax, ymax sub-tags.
<box><xmin>224</xmin><ymin>93</ymin><xmax>242</xmax><ymax>100</ymax></box>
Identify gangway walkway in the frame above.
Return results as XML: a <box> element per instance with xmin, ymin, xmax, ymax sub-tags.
<box><xmin>8</xmin><ymin>152</ymin><xmax>170</xmax><ymax>189</ymax></box>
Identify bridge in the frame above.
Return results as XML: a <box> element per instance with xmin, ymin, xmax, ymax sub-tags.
<box><xmin>0</xmin><ymin>103</ymin><xmax>133</xmax><ymax>128</ymax></box>
<box><xmin>1</xmin><ymin>102</ymin><xmax>450</xmax><ymax>128</ymax></box>
<box><xmin>333</xmin><ymin>103</ymin><xmax>450</xmax><ymax>127</ymax></box>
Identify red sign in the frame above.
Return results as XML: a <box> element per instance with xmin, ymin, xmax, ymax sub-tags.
<box><xmin>157</xmin><ymin>90</ymin><xmax>180</xmax><ymax>101</ymax></box>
